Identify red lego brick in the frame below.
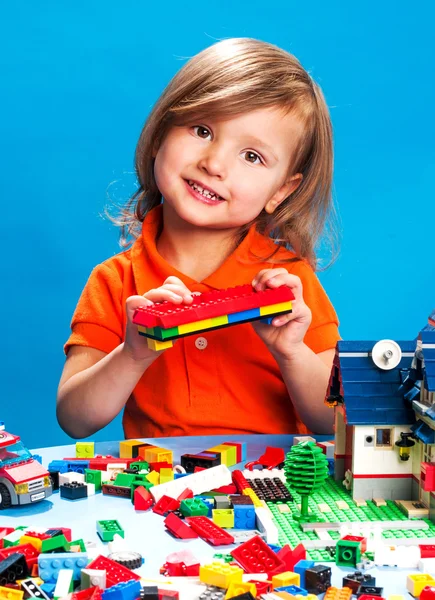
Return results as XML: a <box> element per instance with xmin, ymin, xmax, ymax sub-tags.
<box><xmin>0</xmin><ymin>543</ymin><xmax>39</xmax><ymax>568</ymax></box>
<box><xmin>133</xmin><ymin>285</ymin><xmax>294</xmax><ymax>329</ymax></box>
<box><xmin>48</xmin><ymin>527</ymin><xmax>72</xmax><ymax>542</ymax></box>
<box><xmin>70</xmin><ymin>587</ymin><xmax>103</xmax><ymax>600</ymax></box>
<box><xmin>158</xmin><ymin>590</ymin><xmax>179</xmax><ymax>600</ymax></box>
<box><xmin>231</xmin><ymin>535</ymin><xmax>286</xmax><ymax>575</ymax></box>
<box><xmin>87</xmin><ymin>555</ymin><xmax>140</xmax><ymax>586</ymax></box>
<box><xmin>421</xmin><ymin>588</ymin><xmax>435</xmax><ymax>600</ymax></box>
<box><xmin>421</xmin><ymin>463</ymin><xmax>435</xmax><ymax>492</ymax></box>
<box><xmin>149</xmin><ymin>462</ymin><xmax>173</xmax><ymax>472</ymax></box>
<box><xmin>222</xmin><ymin>442</ymin><xmax>243</xmax><ymax>463</ymax></box>
<box><xmin>177</xmin><ymin>488</ymin><xmax>194</xmax><ymax>501</ymax></box>
<box><xmin>186</xmin><ymin>516</ymin><xmax>235</xmax><ymax>546</ymax></box>
<box><xmin>162</xmin><ymin>550</ymin><xmax>200</xmax><ymax>577</ymax></box>
<box><xmin>247</xmin><ymin>580</ymin><xmax>271</xmax><ymax>595</ymax></box>
<box><xmin>134</xmin><ymin>486</ymin><xmax>153</xmax><ymax>510</ymax></box>
<box><xmin>232</xmin><ymin>470</ymin><xmax>251</xmax><ymax>492</ymax></box>
<box><xmin>164</xmin><ymin>513</ymin><xmax>199</xmax><ymax>540</ymax></box>
<box><xmin>420</xmin><ymin>545</ymin><xmax>435</xmax><ymax>558</ymax></box>
<box><xmin>342</xmin><ymin>535</ymin><xmax>367</xmax><ymax>553</ymax></box>
<box><xmin>245</xmin><ymin>446</ymin><xmax>285</xmax><ymax>470</ymax></box>
<box><xmin>153</xmin><ymin>495</ymin><xmax>181</xmax><ymax>516</ymax></box>
<box><xmin>88</xmin><ymin>456</ymin><xmax>135</xmax><ymax>470</ymax></box>
<box><xmin>358</xmin><ymin>596</ymin><xmax>385</xmax><ymax>600</ymax></box>
<box><xmin>277</xmin><ymin>543</ymin><xmax>306</xmax><ymax>571</ymax></box>
<box><xmin>0</xmin><ymin>528</ymin><xmax>15</xmax><ymax>550</ymax></box>
<box><xmin>212</xmin><ymin>484</ymin><xmax>238</xmax><ymax>494</ymax></box>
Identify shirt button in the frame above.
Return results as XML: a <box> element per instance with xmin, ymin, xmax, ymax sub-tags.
<box><xmin>195</xmin><ymin>337</ymin><xmax>208</xmax><ymax>350</ymax></box>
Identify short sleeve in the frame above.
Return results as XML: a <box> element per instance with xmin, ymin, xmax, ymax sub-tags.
<box><xmin>289</xmin><ymin>260</ymin><xmax>340</xmax><ymax>354</ymax></box>
<box><xmin>64</xmin><ymin>263</ymin><xmax>124</xmax><ymax>356</ymax></box>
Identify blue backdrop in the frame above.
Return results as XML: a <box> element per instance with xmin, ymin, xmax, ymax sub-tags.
<box><xmin>1</xmin><ymin>2</ymin><xmax>434</xmax><ymax>449</ymax></box>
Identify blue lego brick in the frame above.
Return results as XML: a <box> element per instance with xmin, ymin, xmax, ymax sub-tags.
<box><xmin>338</xmin><ymin>340</ymin><xmax>416</xmax><ymax>353</ymax></box>
<box><xmin>48</xmin><ymin>460</ymin><xmax>70</xmax><ymax>474</ymax></box>
<box><xmin>260</xmin><ymin>317</ymin><xmax>274</xmax><ymax>325</ymax></box>
<box><xmin>327</xmin><ymin>458</ymin><xmax>335</xmax><ymax>476</ymax></box>
<box><xmin>40</xmin><ymin>583</ymin><xmax>56</xmax><ymax>598</ymax></box>
<box><xmin>102</xmin><ymin>580</ymin><xmax>142</xmax><ymax>600</ymax></box>
<box><xmin>411</xmin><ymin>420</ymin><xmax>435</xmax><ymax>444</ymax></box>
<box><xmin>32</xmin><ymin>454</ymin><xmax>42</xmax><ymax>464</ymax></box>
<box><xmin>268</xmin><ymin>544</ymin><xmax>282</xmax><ymax>553</ymax></box>
<box><xmin>275</xmin><ymin>586</ymin><xmax>307</xmax><ymax>596</ymax></box>
<box><xmin>294</xmin><ymin>559</ymin><xmax>315</xmax><ymax>588</ymax></box>
<box><xmin>38</xmin><ymin>553</ymin><xmax>89</xmax><ymax>582</ymax></box>
<box><xmin>66</xmin><ymin>460</ymin><xmax>90</xmax><ymax>473</ymax></box>
<box><xmin>228</xmin><ymin>307</ymin><xmax>260</xmax><ymax>323</ymax></box>
<box><xmin>421</xmin><ymin>329</ymin><xmax>435</xmax><ymax>344</ymax></box>
<box><xmin>174</xmin><ymin>472</ymin><xmax>189</xmax><ymax>479</ymax></box>
<box><xmin>233</xmin><ymin>504</ymin><xmax>256</xmax><ymax>529</ymax></box>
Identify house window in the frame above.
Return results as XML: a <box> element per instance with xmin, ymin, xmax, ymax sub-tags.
<box><xmin>421</xmin><ymin>388</ymin><xmax>435</xmax><ymax>407</ymax></box>
<box><xmin>423</xmin><ymin>444</ymin><xmax>432</xmax><ymax>463</ymax></box>
<box><xmin>375</xmin><ymin>428</ymin><xmax>393</xmax><ymax>448</ymax></box>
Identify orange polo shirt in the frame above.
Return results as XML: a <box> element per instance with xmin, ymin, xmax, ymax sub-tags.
<box><xmin>64</xmin><ymin>204</ymin><xmax>339</xmax><ymax>438</ymax></box>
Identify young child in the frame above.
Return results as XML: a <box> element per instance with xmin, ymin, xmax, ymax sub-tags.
<box><xmin>57</xmin><ymin>37</ymin><xmax>340</xmax><ymax>440</ymax></box>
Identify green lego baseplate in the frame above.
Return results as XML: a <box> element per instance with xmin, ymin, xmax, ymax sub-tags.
<box><xmin>266</xmin><ymin>476</ymin><xmax>435</xmax><ymax>562</ymax></box>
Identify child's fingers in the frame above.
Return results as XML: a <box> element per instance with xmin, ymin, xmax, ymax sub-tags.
<box><xmin>160</xmin><ymin>284</ymin><xmax>193</xmax><ymax>301</ymax></box>
<box><xmin>252</xmin><ymin>269</ymin><xmax>303</xmax><ymax>299</ymax></box>
<box><xmin>144</xmin><ymin>288</ymin><xmax>188</xmax><ymax>304</ymax></box>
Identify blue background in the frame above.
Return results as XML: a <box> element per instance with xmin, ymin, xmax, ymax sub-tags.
<box><xmin>1</xmin><ymin>1</ymin><xmax>434</xmax><ymax>448</ymax></box>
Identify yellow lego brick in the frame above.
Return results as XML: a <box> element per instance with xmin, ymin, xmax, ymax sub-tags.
<box><xmin>212</xmin><ymin>509</ymin><xmax>234</xmax><ymax>528</ymax></box>
<box><xmin>199</xmin><ymin>562</ymin><xmax>243</xmax><ymax>589</ymax></box>
<box><xmin>225</xmin><ymin>582</ymin><xmax>257</xmax><ymax>599</ymax></box>
<box><xmin>20</xmin><ymin>534</ymin><xmax>42</xmax><ymax>552</ymax></box>
<box><xmin>119</xmin><ymin>440</ymin><xmax>146</xmax><ymax>459</ymax></box>
<box><xmin>272</xmin><ymin>594</ymin><xmax>294</xmax><ymax>600</ymax></box>
<box><xmin>142</xmin><ymin>447</ymin><xmax>173</xmax><ymax>464</ymax></box>
<box><xmin>0</xmin><ymin>587</ymin><xmax>24</xmax><ymax>600</ymax></box>
<box><xmin>407</xmin><ymin>574</ymin><xmax>435</xmax><ymax>597</ymax></box>
<box><xmin>178</xmin><ymin>319</ymin><xmax>214</xmax><ymax>334</ymax></box>
<box><xmin>324</xmin><ymin>587</ymin><xmax>352</xmax><ymax>600</ymax></box>
<box><xmin>76</xmin><ymin>442</ymin><xmax>94</xmax><ymax>458</ymax></box>
<box><xmin>306</xmin><ymin>596</ymin><xmax>318</xmax><ymax>600</ymax></box>
<box><xmin>211</xmin><ymin>315</ymin><xmax>229</xmax><ymax>326</ymax></box>
<box><xmin>146</xmin><ymin>470</ymin><xmax>160</xmax><ymax>485</ymax></box>
<box><xmin>208</xmin><ymin>445</ymin><xmax>237</xmax><ymax>467</ymax></box>
<box><xmin>242</xmin><ymin>488</ymin><xmax>262</xmax><ymax>507</ymax></box>
<box><xmin>146</xmin><ymin>338</ymin><xmax>173</xmax><ymax>351</ymax></box>
<box><xmin>16</xmin><ymin>579</ymin><xmax>43</xmax><ymax>587</ymax></box>
<box><xmin>259</xmin><ymin>301</ymin><xmax>292</xmax><ymax>316</ymax></box>
<box><xmin>159</xmin><ymin>468</ymin><xmax>174</xmax><ymax>484</ymax></box>
<box><xmin>387</xmin><ymin>596</ymin><xmax>405</xmax><ymax>600</ymax></box>
<box><xmin>272</xmin><ymin>572</ymin><xmax>300</xmax><ymax>589</ymax></box>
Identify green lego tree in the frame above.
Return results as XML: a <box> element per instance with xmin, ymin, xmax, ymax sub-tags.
<box><xmin>284</xmin><ymin>440</ymin><xmax>329</xmax><ymax>521</ymax></box>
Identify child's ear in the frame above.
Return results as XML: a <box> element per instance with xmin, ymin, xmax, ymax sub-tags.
<box><xmin>264</xmin><ymin>173</ymin><xmax>303</xmax><ymax>214</ymax></box>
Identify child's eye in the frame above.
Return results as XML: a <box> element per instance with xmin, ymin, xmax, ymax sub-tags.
<box><xmin>192</xmin><ymin>126</ymin><xmax>264</xmax><ymax>165</ymax></box>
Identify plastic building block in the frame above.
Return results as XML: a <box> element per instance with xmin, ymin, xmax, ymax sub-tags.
<box><xmin>138</xmin><ymin>447</ymin><xmax>173</xmax><ymax>465</ymax></box>
<box><xmin>150</xmin><ymin>464</ymin><xmax>232</xmax><ymax>502</ymax></box>
<box><xmin>222</xmin><ymin>442</ymin><xmax>247</xmax><ymax>463</ymax></box>
<box><xmin>161</xmin><ymin>549</ymin><xmax>200</xmax><ymax>577</ymax></box>
<box><xmin>207</xmin><ymin>445</ymin><xmax>237</xmax><ymax>467</ymax></box>
<box><xmin>152</xmin><ymin>495</ymin><xmax>180</xmax><ymax>516</ymax></box>
<box><xmin>0</xmin><ymin>554</ymin><xmax>29</xmax><ymax>583</ymax></box>
<box><xmin>76</xmin><ymin>442</ymin><xmax>95</xmax><ymax>459</ymax></box>
<box><xmin>180</xmin><ymin>498</ymin><xmax>209</xmax><ymax>517</ymax></box>
<box><xmin>225</xmin><ymin>583</ymin><xmax>257</xmax><ymax>600</ymax></box>
<box><xmin>245</xmin><ymin>447</ymin><xmax>285</xmax><ymax>470</ymax></box>
<box><xmin>140</xmin><ymin>587</ymin><xmax>158</xmax><ymax>600</ymax></box>
<box><xmin>232</xmin><ymin>470</ymin><xmax>251</xmax><ymax>493</ymax></box>
<box><xmin>342</xmin><ymin>572</ymin><xmax>376</xmax><ymax>594</ymax></box>
<box><xmin>421</xmin><ymin>589</ymin><xmax>435</xmax><ymax>600</ymax></box>
<box><xmin>0</xmin><ymin>586</ymin><xmax>23</xmax><ymax>600</ymax></box>
<box><xmin>119</xmin><ymin>440</ymin><xmax>149</xmax><ymax>459</ymax></box>
<box><xmin>407</xmin><ymin>575</ymin><xmax>435</xmax><ymax>597</ymax></box>
<box><xmin>41</xmin><ymin>534</ymin><xmax>69</xmax><ymax>553</ymax></box>
<box><xmin>242</xmin><ymin>489</ymin><xmax>262</xmax><ymax>507</ymax></box>
<box><xmin>96</xmin><ymin>521</ymin><xmax>124</xmax><ymax>543</ymax></box>
<box><xmin>133</xmin><ymin>486</ymin><xmax>153</xmax><ymax>510</ymax></box>
<box><xmin>181</xmin><ymin>454</ymin><xmax>221</xmax><ymax>472</ymax></box>
<box><xmin>80</xmin><ymin>569</ymin><xmax>107</xmax><ymax>590</ymax></box>
<box><xmin>272</xmin><ymin>572</ymin><xmax>301</xmax><ymax>589</ymax></box>
<box><xmin>249</xmin><ymin>476</ymin><xmax>292</xmax><ymax>503</ymax></box>
<box><xmin>342</xmin><ymin>535</ymin><xmax>367</xmax><ymax>553</ymax></box>
<box><xmin>53</xmin><ymin>570</ymin><xmax>74</xmax><ymax>600</ymax></box>
<box><xmin>233</xmin><ymin>505</ymin><xmax>256</xmax><ymax>529</ymax></box>
<box><xmin>38</xmin><ymin>553</ymin><xmax>89</xmax><ymax>582</ymax></box>
<box><xmin>20</xmin><ymin>580</ymin><xmax>50</xmax><ymax>600</ymax></box>
<box><xmin>0</xmin><ymin>544</ymin><xmax>39</xmax><ymax>569</ymax></box>
<box><xmin>60</xmin><ymin>482</ymin><xmax>88</xmax><ymax>500</ymax></box>
<box><xmin>275</xmin><ymin>585</ymin><xmax>308</xmax><ymax>596</ymax></box>
<box><xmin>159</xmin><ymin>468</ymin><xmax>174</xmax><ymax>484</ymax></box>
<box><xmin>324</xmin><ymin>587</ymin><xmax>352</xmax><ymax>600</ymax></box>
<box><xmin>101</xmin><ymin>484</ymin><xmax>131</xmax><ymax>498</ymax></box>
<box><xmin>84</xmin><ymin>469</ymin><xmax>102</xmax><ymax>491</ymax></box>
<box><xmin>101</xmin><ymin>580</ymin><xmax>141</xmax><ymax>600</ymax></box>
<box><xmin>86</xmin><ymin>556</ymin><xmax>140</xmax><ymax>587</ymax></box>
<box><xmin>230</xmin><ymin>535</ymin><xmax>286</xmax><ymax>575</ymax></box>
<box><xmin>247</xmin><ymin>581</ymin><xmax>270</xmax><ymax>596</ymax></box>
<box><xmin>212</xmin><ymin>509</ymin><xmax>234</xmax><ymax>528</ymax></box>
<box><xmin>294</xmin><ymin>560</ymin><xmax>315</xmax><ymax>589</ymax></box>
<box><xmin>199</xmin><ymin>563</ymin><xmax>243</xmax><ymax>589</ymax></box>
<box><xmin>305</xmin><ymin>565</ymin><xmax>332</xmax><ymax>595</ymax></box>
<box><xmin>356</xmin><ymin>586</ymin><xmax>384</xmax><ymax>598</ymax></box>
<box><xmin>255</xmin><ymin>507</ymin><xmax>279</xmax><ymax>544</ymax></box>
<box><xmin>336</xmin><ymin>539</ymin><xmax>362</xmax><ymax>568</ymax></box>
<box><xmin>186</xmin><ymin>516</ymin><xmax>234</xmax><ymax>546</ymax></box>
<box><xmin>164</xmin><ymin>513</ymin><xmax>199</xmax><ymax>540</ymax></box>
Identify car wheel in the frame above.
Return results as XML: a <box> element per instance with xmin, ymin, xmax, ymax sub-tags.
<box><xmin>0</xmin><ymin>483</ymin><xmax>12</xmax><ymax>509</ymax></box>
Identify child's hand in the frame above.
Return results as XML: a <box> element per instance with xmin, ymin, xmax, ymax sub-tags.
<box><xmin>251</xmin><ymin>268</ymin><xmax>312</xmax><ymax>360</ymax></box>
<box><xmin>124</xmin><ymin>276</ymin><xmax>194</xmax><ymax>362</ymax></box>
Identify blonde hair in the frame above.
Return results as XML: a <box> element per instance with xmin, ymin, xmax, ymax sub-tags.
<box><xmin>110</xmin><ymin>37</ymin><xmax>339</xmax><ymax>269</ymax></box>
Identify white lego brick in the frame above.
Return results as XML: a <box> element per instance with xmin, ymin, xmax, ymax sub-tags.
<box><xmin>107</xmin><ymin>534</ymin><xmax>128</xmax><ymax>553</ymax></box>
<box><xmin>418</xmin><ymin>558</ymin><xmax>435</xmax><ymax>573</ymax></box>
<box><xmin>255</xmin><ymin>507</ymin><xmax>279</xmax><ymax>544</ymax></box>
<box><xmin>150</xmin><ymin>464</ymin><xmax>232</xmax><ymax>502</ymax></box>
<box><xmin>54</xmin><ymin>569</ymin><xmax>74</xmax><ymax>599</ymax></box>
<box><xmin>59</xmin><ymin>472</ymin><xmax>85</xmax><ymax>485</ymax></box>
<box><xmin>318</xmin><ymin>441</ymin><xmax>335</xmax><ymax>459</ymax></box>
<box><xmin>375</xmin><ymin>544</ymin><xmax>420</xmax><ymax>568</ymax></box>
<box><xmin>4</xmin><ymin>530</ymin><xmax>25</xmax><ymax>544</ymax></box>
<box><xmin>293</xmin><ymin>436</ymin><xmax>316</xmax><ymax>445</ymax></box>
<box><xmin>106</xmin><ymin>464</ymin><xmax>127</xmax><ymax>479</ymax></box>
<box><xmin>100</xmin><ymin>470</ymin><xmax>112</xmax><ymax>483</ymax></box>
<box><xmin>242</xmin><ymin>468</ymin><xmax>285</xmax><ymax>482</ymax></box>
<box><xmin>85</xmin><ymin>482</ymin><xmax>95</xmax><ymax>496</ymax></box>
<box><xmin>81</xmin><ymin>569</ymin><xmax>107</xmax><ymax>590</ymax></box>
<box><xmin>314</xmin><ymin>528</ymin><xmax>333</xmax><ymax>541</ymax></box>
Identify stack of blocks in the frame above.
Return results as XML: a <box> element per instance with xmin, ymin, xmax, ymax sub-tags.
<box><xmin>132</xmin><ymin>284</ymin><xmax>294</xmax><ymax>350</ymax></box>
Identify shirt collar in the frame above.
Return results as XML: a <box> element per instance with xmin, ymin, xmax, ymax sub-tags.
<box><xmin>131</xmin><ymin>204</ymin><xmax>280</xmax><ymax>294</ymax></box>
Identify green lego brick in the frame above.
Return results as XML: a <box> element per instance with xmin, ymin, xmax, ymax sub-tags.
<box><xmin>130</xmin><ymin>461</ymin><xmax>150</xmax><ymax>472</ymax></box>
<box><xmin>41</xmin><ymin>534</ymin><xmax>70</xmax><ymax>553</ymax></box>
<box><xmin>85</xmin><ymin>468</ymin><xmax>102</xmax><ymax>491</ymax></box>
<box><xmin>96</xmin><ymin>519</ymin><xmax>124</xmax><ymax>542</ymax></box>
<box><xmin>113</xmin><ymin>473</ymin><xmax>136</xmax><ymax>487</ymax></box>
<box><xmin>68</xmin><ymin>538</ymin><xmax>87</xmax><ymax>552</ymax></box>
<box><xmin>180</xmin><ymin>498</ymin><xmax>210</xmax><ymax>517</ymax></box>
<box><xmin>336</xmin><ymin>539</ymin><xmax>361</xmax><ymax>567</ymax></box>
<box><xmin>152</xmin><ymin>326</ymin><xmax>180</xmax><ymax>340</ymax></box>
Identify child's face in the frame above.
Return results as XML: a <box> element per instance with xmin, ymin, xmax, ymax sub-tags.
<box><xmin>153</xmin><ymin>106</ymin><xmax>304</xmax><ymax>231</ymax></box>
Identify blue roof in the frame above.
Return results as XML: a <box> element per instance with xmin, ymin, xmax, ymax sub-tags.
<box><xmin>337</xmin><ymin>340</ymin><xmax>416</xmax><ymax>426</ymax></box>
<box><xmin>420</xmin><ymin>320</ymin><xmax>435</xmax><ymax>393</ymax></box>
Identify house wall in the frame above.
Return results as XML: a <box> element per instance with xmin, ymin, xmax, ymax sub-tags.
<box><xmin>334</xmin><ymin>407</ymin><xmax>347</xmax><ymax>481</ymax></box>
